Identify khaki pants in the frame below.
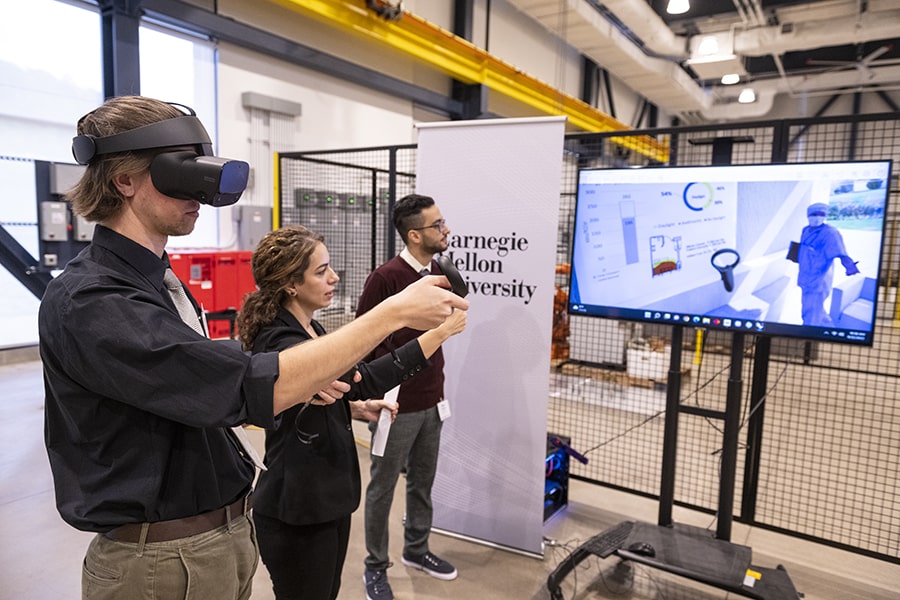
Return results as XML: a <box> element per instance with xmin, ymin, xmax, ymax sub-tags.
<box><xmin>82</xmin><ymin>514</ymin><xmax>258</xmax><ymax>600</ymax></box>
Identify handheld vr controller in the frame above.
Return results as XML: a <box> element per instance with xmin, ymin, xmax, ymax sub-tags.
<box><xmin>437</xmin><ymin>255</ymin><xmax>468</xmax><ymax>298</ymax></box>
<box><xmin>311</xmin><ymin>367</ymin><xmax>358</xmax><ymax>403</ymax></box>
<box><xmin>549</xmin><ymin>435</ymin><xmax>589</xmax><ymax>465</ymax></box>
<box><xmin>338</xmin><ymin>367</ymin><xmax>358</xmax><ymax>384</ymax></box>
<box><xmin>72</xmin><ymin>106</ymin><xmax>249</xmax><ymax>207</ymax></box>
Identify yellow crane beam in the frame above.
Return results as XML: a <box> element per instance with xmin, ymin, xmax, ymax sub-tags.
<box><xmin>269</xmin><ymin>0</ymin><xmax>669</xmax><ymax>162</ymax></box>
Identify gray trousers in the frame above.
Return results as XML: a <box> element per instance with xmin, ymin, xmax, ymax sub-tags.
<box><xmin>364</xmin><ymin>405</ymin><xmax>443</xmax><ymax>571</ymax></box>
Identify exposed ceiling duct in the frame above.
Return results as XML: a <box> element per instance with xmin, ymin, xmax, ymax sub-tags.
<box><xmin>506</xmin><ymin>0</ymin><xmax>900</xmax><ymax>121</ymax></box>
<box><xmin>734</xmin><ymin>8</ymin><xmax>900</xmax><ymax>57</ymax></box>
<box><xmin>506</xmin><ymin>0</ymin><xmax>712</xmax><ymax>113</ymax></box>
<box><xmin>700</xmin><ymin>63</ymin><xmax>900</xmax><ymax>120</ymax></box>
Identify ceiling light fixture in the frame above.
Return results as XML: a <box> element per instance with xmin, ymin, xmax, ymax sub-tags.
<box><xmin>738</xmin><ymin>88</ymin><xmax>757</xmax><ymax>103</ymax></box>
<box><xmin>697</xmin><ymin>36</ymin><xmax>719</xmax><ymax>57</ymax></box>
<box><xmin>721</xmin><ymin>73</ymin><xmax>741</xmax><ymax>85</ymax></box>
<box><xmin>667</xmin><ymin>0</ymin><xmax>690</xmax><ymax>15</ymax></box>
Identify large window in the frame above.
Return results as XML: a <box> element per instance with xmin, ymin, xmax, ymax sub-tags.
<box><xmin>0</xmin><ymin>0</ymin><xmax>102</xmax><ymax>349</ymax></box>
<box><xmin>0</xmin><ymin>0</ymin><xmax>218</xmax><ymax>348</ymax></box>
<box><xmin>140</xmin><ymin>22</ymin><xmax>220</xmax><ymax>249</ymax></box>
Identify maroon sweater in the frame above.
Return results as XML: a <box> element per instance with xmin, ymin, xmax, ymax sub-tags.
<box><xmin>355</xmin><ymin>256</ymin><xmax>445</xmax><ymax>414</ymax></box>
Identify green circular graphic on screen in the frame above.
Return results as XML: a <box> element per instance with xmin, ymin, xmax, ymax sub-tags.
<box><xmin>683</xmin><ymin>182</ymin><xmax>714</xmax><ymax>211</ymax></box>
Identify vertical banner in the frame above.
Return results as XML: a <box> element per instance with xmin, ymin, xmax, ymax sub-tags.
<box><xmin>416</xmin><ymin>117</ymin><xmax>565</xmax><ymax>556</ymax></box>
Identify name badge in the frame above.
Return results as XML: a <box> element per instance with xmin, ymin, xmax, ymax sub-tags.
<box><xmin>437</xmin><ymin>398</ymin><xmax>451</xmax><ymax>421</ymax></box>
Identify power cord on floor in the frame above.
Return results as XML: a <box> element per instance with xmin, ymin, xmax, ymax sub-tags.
<box><xmin>593</xmin><ymin>557</ymin><xmax>637</xmax><ymax>596</ymax></box>
<box><xmin>546</xmin><ymin>538</ymin><xmax>638</xmax><ymax>600</ymax></box>
<box><xmin>544</xmin><ymin>536</ymin><xmax>589</xmax><ymax>600</ymax></box>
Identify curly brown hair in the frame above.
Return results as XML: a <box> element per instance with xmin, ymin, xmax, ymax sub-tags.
<box><xmin>66</xmin><ymin>96</ymin><xmax>186</xmax><ymax>223</ymax></box>
<box><xmin>237</xmin><ymin>225</ymin><xmax>326</xmax><ymax>350</ymax></box>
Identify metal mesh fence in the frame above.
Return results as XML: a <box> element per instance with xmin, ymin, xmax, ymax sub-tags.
<box><xmin>276</xmin><ymin>146</ymin><xmax>416</xmax><ymax>328</ymax></box>
<box><xmin>277</xmin><ymin>111</ymin><xmax>900</xmax><ymax>562</ymax></box>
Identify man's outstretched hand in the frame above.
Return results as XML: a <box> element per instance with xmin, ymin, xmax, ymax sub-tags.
<box><xmin>387</xmin><ymin>275</ymin><xmax>470</xmax><ymax>331</ymax></box>
<box><xmin>840</xmin><ymin>255</ymin><xmax>860</xmax><ymax>276</ymax></box>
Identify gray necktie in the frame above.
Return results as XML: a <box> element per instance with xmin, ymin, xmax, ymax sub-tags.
<box><xmin>163</xmin><ymin>268</ymin><xmax>203</xmax><ymax>334</ymax></box>
<box><xmin>162</xmin><ymin>267</ymin><xmax>267</xmax><ymax>471</ymax></box>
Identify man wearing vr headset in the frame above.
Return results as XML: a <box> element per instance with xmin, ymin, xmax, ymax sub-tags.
<box><xmin>39</xmin><ymin>95</ymin><xmax>468</xmax><ymax>600</ymax></box>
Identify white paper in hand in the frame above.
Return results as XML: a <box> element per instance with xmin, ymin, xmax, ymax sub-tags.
<box><xmin>371</xmin><ymin>386</ymin><xmax>400</xmax><ymax>457</ymax></box>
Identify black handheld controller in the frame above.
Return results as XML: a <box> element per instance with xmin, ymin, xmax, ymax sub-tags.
<box><xmin>437</xmin><ymin>255</ymin><xmax>468</xmax><ymax>298</ymax></box>
<box><xmin>312</xmin><ymin>367</ymin><xmax>357</xmax><ymax>402</ymax></box>
<box><xmin>338</xmin><ymin>367</ymin><xmax>357</xmax><ymax>384</ymax></box>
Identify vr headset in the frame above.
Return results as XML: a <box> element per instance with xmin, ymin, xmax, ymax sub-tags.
<box><xmin>71</xmin><ymin>105</ymin><xmax>249</xmax><ymax>207</ymax></box>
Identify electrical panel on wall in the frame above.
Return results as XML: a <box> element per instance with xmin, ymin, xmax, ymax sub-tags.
<box><xmin>38</xmin><ymin>201</ymin><xmax>68</xmax><ymax>244</ymax></box>
<box><xmin>35</xmin><ymin>161</ymin><xmax>89</xmax><ymax>270</ymax></box>
<box><xmin>236</xmin><ymin>205</ymin><xmax>272</xmax><ymax>251</ymax></box>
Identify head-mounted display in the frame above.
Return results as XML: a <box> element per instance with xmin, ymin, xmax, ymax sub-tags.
<box><xmin>71</xmin><ymin>105</ymin><xmax>249</xmax><ymax>207</ymax></box>
<box><xmin>150</xmin><ymin>151</ymin><xmax>249</xmax><ymax>207</ymax></box>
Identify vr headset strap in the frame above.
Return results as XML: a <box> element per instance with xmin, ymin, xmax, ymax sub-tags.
<box><xmin>72</xmin><ymin>116</ymin><xmax>213</xmax><ymax>165</ymax></box>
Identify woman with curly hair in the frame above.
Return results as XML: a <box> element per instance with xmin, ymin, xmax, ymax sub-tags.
<box><xmin>237</xmin><ymin>225</ymin><xmax>465</xmax><ymax>600</ymax></box>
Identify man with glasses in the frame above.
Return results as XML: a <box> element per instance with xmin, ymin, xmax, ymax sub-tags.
<box><xmin>357</xmin><ymin>194</ymin><xmax>458</xmax><ymax>600</ymax></box>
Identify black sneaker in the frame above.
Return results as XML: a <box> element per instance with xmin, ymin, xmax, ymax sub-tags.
<box><xmin>401</xmin><ymin>551</ymin><xmax>458</xmax><ymax>581</ymax></box>
<box><xmin>364</xmin><ymin>568</ymin><xmax>393</xmax><ymax>600</ymax></box>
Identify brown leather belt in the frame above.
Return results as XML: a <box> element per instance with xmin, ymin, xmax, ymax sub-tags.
<box><xmin>104</xmin><ymin>494</ymin><xmax>252</xmax><ymax>543</ymax></box>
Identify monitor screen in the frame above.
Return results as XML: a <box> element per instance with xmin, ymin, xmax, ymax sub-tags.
<box><xmin>568</xmin><ymin>160</ymin><xmax>893</xmax><ymax>345</ymax></box>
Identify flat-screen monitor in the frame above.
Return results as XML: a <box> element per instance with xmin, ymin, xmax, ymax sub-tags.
<box><xmin>568</xmin><ymin>160</ymin><xmax>893</xmax><ymax>346</ymax></box>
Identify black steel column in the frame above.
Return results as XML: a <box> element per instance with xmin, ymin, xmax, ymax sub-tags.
<box><xmin>386</xmin><ymin>149</ymin><xmax>398</xmax><ymax>261</ymax></box>
<box><xmin>711</xmin><ymin>138</ymin><xmax>734</xmax><ymax>166</ymax></box>
<box><xmin>741</xmin><ymin>336</ymin><xmax>770</xmax><ymax>523</ymax></box>
<box><xmin>647</xmin><ymin>103</ymin><xmax>659</xmax><ymax>129</ymax></box>
<box><xmin>581</xmin><ymin>56</ymin><xmax>599</xmax><ymax>107</ymax></box>
<box><xmin>602</xmin><ymin>68</ymin><xmax>616</xmax><ymax>119</ymax></box>
<box><xmin>369</xmin><ymin>170</ymin><xmax>379</xmax><ymax>273</ymax></box>
<box><xmin>772</xmin><ymin>121</ymin><xmax>790</xmax><ymax>164</ymax></box>
<box><xmin>669</xmin><ymin>118</ymin><xmax>680</xmax><ymax>166</ymax></box>
<box><xmin>848</xmin><ymin>92</ymin><xmax>862</xmax><ymax>160</ymax></box>
<box><xmin>658</xmin><ymin>325</ymin><xmax>683</xmax><ymax>527</ymax></box>
<box><xmin>99</xmin><ymin>0</ymin><xmax>142</xmax><ymax>98</ymax></box>
<box><xmin>451</xmin><ymin>83</ymin><xmax>487</xmax><ymax>120</ymax></box>
<box><xmin>717</xmin><ymin>332</ymin><xmax>745</xmax><ymax>541</ymax></box>
<box><xmin>451</xmin><ymin>0</ymin><xmax>486</xmax><ymax>119</ymax></box>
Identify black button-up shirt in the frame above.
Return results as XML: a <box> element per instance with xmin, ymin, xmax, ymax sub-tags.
<box><xmin>39</xmin><ymin>225</ymin><xmax>279</xmax><ymax>532</ymax></box>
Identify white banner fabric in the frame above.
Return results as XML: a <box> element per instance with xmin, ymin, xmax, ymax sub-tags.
<box><xmin>415</xmin><ymin>116</ymin><xmax>565</xmax><ymax>556</ymax></box>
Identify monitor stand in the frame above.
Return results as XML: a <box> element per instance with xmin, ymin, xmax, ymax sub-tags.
<box><xmin>547</xmin><ymin>327</ymin><xmax>801</xmax><ymax>600</ymax></box>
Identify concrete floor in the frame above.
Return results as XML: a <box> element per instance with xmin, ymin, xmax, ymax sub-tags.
<box><xmin>2</xmin><ymin>357</ymin><xmax>898</xmax><ymax>600</ymax></box>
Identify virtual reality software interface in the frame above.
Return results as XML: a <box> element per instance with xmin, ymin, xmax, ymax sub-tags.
<box><xmin>568</xmin><ymin>160</ymin><xmax>893</xmax><ymax>346</ymax></box>
<box><xmin>72</xmin><ymin>107</ymin><xmax>249</xmax><ymax>207</ymax></box>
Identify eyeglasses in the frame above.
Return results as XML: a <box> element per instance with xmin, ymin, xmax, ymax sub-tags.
<box><xmin>294</xmin><ymin>399</ymin><xmax>320</xmax><ymax>445</ymax></box>
<box><xmin>410</xmin><ymin>219</ymin><xmax>447</xmax><ymax>232</ymax></box>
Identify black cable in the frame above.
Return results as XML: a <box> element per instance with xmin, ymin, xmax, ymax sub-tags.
<box><xmin>572</xmin><ymin>332</ymin><xmax>789</xmax><ymax>463</ymax></box>
<box><xmin>593</xmin><ymin>557</ymin><xmax>636</xmax><ymax>596</ymax></box>
<box><xmin>580</xmin><ymin>408</ymin><xmax>666</xmax><ymax>457</ymax></box>
<box><xmin>579</xmin><ymin>331</ymin><xmax>738</xmax><ymax>458</ymax></box>
<box><xmin>692</xmin><ymin>335</ymin><xmax>758</xmax><ymax>437</ymax></box>
<box><xmin>741</xmin><ymin>361</ymin><xmax>790</xmax><ymax>428</ymax></box>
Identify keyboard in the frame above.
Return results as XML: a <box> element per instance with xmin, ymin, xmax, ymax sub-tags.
<box><xmin>582</xmin><ymin>520</ymin><xmax>635</xmax><ymax>558</ymax></box>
